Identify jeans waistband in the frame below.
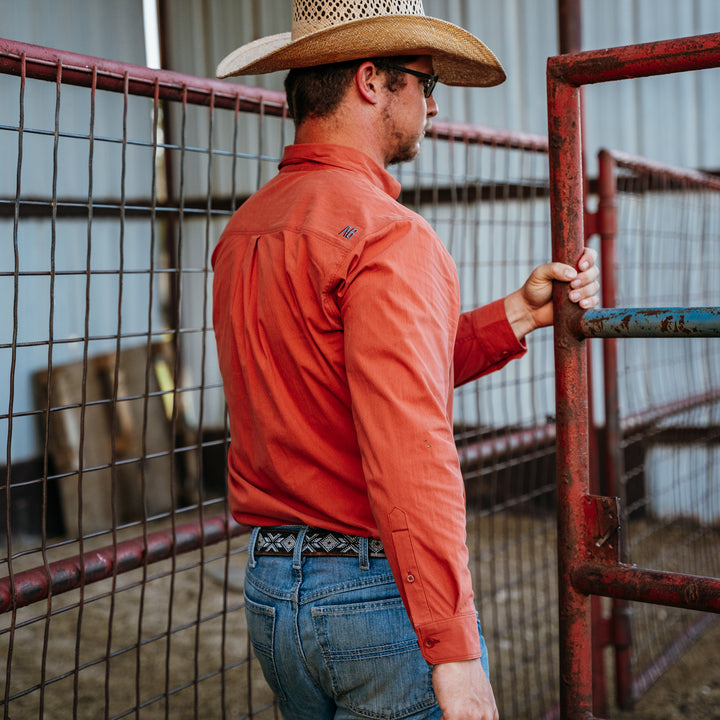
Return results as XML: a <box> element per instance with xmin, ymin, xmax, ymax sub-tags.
<box><xmin>253</xmin><ymin>526</ymin><xmax>385</xmax><ymax>559</ymax></box>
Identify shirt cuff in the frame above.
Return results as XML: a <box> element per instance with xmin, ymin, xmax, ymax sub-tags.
<box><xmin>454</xmin><ymin>298</ymin><xmax>527</xmax><ymax>387</ymax></box>
<box><xmin>474</xmin><ymin>297</ymin><xmax>527</xmax><ymax>356</ymax></box>
<box><xmin>416</xmin><ymin>612</ymin><xmax>483</xmax><ymax>665</ymax></box>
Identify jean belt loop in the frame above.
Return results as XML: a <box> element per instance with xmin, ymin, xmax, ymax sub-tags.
<box><xmin>248</xmin><ymin>527</ymin><xmax>260</xmax><ymax>569</ymax></box>
<box><xmin>359</xmin><ymin>536</ymin><xmax>370</xmax><ymax>570</ymax></box>
<box><xmin>293</xmin><ymin>526</ymin><xmax>308</xmax><ymax>571</ymax></box>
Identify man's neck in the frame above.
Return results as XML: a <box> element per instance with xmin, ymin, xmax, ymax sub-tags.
<box><xmin>293</xmin><ymin>113</ymin><xmax>387</xmax><ymax>168</ymax></box>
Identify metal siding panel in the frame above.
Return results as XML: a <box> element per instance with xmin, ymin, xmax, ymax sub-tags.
<box><xmin>633</xmin><ymin>0</ymin><xmax>697</xmax><ymax>166</ymax></box>
<box><xmin>517</xmin><ymin>0</ymin><xmax>558</xmax><ymax>135</ymax></box>
<box><xmin>0</xmin><ymin>0</ymin><xmax>146</xmax><ymax>62</ymax></box>
<box><xmin>695</xmin><ymin>0</ymin><xmax>720</xmax><ymax>170</ymax></box>
<box><xmin>0</xmin><ymin>0</ymin><xmax>150</xmax><ymax>200</ymax></box>
<box><xmin>153</xmin><ymin>0</ymin><xmax>720</xmax><ymax>207</ymax></box>
<box><xmin>160</xmin><ymin>0</ymin><xmax>288</xmax><ymax>89</ymax></box>
<box><xmin>161</xmin><ymin>0</ymin><xmax>289</xmax><ymax>198</ymax></box>
<box><xmin>582</xmin><ymin>0</ymin><xmax>720</xmax><ymax>171</ymax></box>
<box><xmin>582</xmin><ymin>0</ymin><xmax>641</xmax><ymax>174</ymax></box>
<box><xmin>633</xmin><ymin>0</ymin><xmax>696</xmax><ymax>43</ymax></box>
<box><xmin>424</xmin><ymin>0</ymin><xmax>523</xmax><ymax>129</ymax></box>
<box><xmin>424</xmin><ymin>0</ymin><xmax>558</xmax><ymax>134</ymax></box>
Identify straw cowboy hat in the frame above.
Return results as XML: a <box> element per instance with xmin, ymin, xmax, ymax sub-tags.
<box><xmin>216</xmin><ymin>0</ymin><xmax>506</xmax><ymax>88</ymax></box>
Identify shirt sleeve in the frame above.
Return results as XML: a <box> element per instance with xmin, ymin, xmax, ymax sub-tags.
<box><xmin>454</xmin><ymin>298</ymin><xmax>527</xmax><ymax>387</ymax></box>
<box><xmin>337</xmin><ymin>219</ymin><xmax>482</xmax><ymax>664</ymax></box>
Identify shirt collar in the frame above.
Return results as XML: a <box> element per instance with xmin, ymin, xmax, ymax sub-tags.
<box><xmin>279</xmin><ymin>144</ymin><xmax>402</xmax><ymax>200</ymax></box>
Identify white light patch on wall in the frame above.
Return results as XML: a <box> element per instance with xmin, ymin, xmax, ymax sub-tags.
<box><xmin>143</xmin><ymin>0</ymin><xmax>161</xmax><ymax>68</ymax></box>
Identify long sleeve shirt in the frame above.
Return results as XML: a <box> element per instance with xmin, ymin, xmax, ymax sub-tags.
<box><xmin>211</xmin><ymin>143</ymin><xmax>526</xmax><ymax>664</ymax></box>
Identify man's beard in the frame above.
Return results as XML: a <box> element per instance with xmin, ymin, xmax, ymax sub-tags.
<box><xmin>387</xmin><ymin>136</ymin><xmax>421</xmax><ymax>166</ymax></box>
<box><xmin>383</xmin><ymin>111</ymin><xmax>431</xmax><ymax>166</ymax></box>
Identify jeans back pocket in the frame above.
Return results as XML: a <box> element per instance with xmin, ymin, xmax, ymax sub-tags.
<box><xmin>244</xmin><ymin>594</ymin><xmax>288</xmax><ymax>703</ymax></box>
<box><xmin>312</xmin><ymin>598</ymin><xmax>436</xmax><ymax>719</ymax></box>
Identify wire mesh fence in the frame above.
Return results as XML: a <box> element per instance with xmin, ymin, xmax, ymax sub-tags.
<box><xmin>1</xmin><ymin>38</ymin><xmax>719</xmax><ymax>720</ymax></box>
<box><xmin>598</xmin><ymin>150</ymin><xmax>720</xmax><ymax>704</ymax></box>
<box><xmin>0</xmin><ymin>41</ymin><xmax>285</xmax><ymax>720</ymax></box>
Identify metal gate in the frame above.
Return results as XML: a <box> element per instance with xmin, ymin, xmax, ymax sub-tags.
<box><xmin>547</xmin><ymin>31</ymin><xmax>720</xmax><ymax>719</ymax></box>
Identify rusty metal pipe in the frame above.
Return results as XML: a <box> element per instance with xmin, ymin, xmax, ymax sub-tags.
<box><xmin>0</xmin><ymin>513</ymin><xmax>249</xmax><ymax>614</ymax></box>
<box><xmin>572</xmin><ymin>562</ymin><xmax>720</xmax><ymax>613</ymax></box>
<box><xmin>596</xmin><ymin>149</ymin><xmax>634</xmax><ymax>710</ymax></box>
<box><xmin>575</xmin><ymin>307</ymin><xmax>720</xmax><ymax>338</ymax></box>
<box><xmin>0</xmin><ymin>36</ymin><xmax>287</xmax><ymax>113</ymax></box>
<box><xmin>548</xmin><ymin>64</ymin><xmax>593</xmax><ymax>719</ymax></box>
<box><xmin>548</xmin><ymin>31</ymin><xmax>720</xmax><ymax>86</ymax></box>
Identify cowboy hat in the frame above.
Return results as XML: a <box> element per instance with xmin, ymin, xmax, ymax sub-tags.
<box><xmin>216</xmin><ymin>0</ymin><xmax>506</xmax><ymax>88</ymax></box>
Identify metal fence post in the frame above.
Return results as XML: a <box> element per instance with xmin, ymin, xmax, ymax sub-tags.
<box><xmin>547</xmin><ymin>68</ymin><xmax>593</xmax><ymax>720</ymax></box>
<box><xmin>597</xmin><ymin>149</ymin><xmax>634</xmax><ymax>710</ymax></box>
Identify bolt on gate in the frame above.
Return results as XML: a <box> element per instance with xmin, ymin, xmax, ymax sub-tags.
<box><xmin>547</xmin><ymin>31</ymin><xmax>720</xmax><ymax>720</ymax></box>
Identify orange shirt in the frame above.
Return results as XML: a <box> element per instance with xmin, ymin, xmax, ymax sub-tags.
<box><xmin>212</xmin><ymin>144</ymin><xmax>526</xmax><ymax>664</ymax></box>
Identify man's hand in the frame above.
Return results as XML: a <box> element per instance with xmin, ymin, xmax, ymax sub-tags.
<box><xmin>433</xmin><ymin>658</ymin><xmax>499</xmax><ymax>720</ymax></box>
<box><xmin>504</xmin><ymin>246</ymin><xmax>600</xmax><ymax>341</ymax></box>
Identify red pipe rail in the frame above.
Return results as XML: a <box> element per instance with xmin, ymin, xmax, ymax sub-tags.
<box><xmin>0</xmin><ymin>37</ymin><xmax>288</xmax><ymax>114</ymax></box>
<box><xmin>606</xmin><ymin>148</ymin><xmax>720</xmax><ymax>191</ymax></box>
<box><xmin>0</xmin><ymin>513</ymin><xmax>249</xmax><ymax>614</ymax></box>
<box><xmin>547</xmin><ymin>31</ymin><xmax>720</xmax><ymax>720</ymax></box>
<box><xmin>0</xmin><ymin>37</ymin><xmax>550</xmax><ymax>152</ymax></box>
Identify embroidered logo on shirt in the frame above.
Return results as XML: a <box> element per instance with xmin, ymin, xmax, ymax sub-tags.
<box><xmin>338</xmin><ymin>226</ymin><xmax>359</xmax><ymax>239</ymax></box>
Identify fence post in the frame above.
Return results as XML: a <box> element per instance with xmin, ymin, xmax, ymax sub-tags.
<box><xmin>547</xmin><ymin>69</ymin><xmax>593</xmax><ymax>719</ymax></box>
<box><xmin>596</xmin><ymin>150</ymin><xmax>635</xmax><ymax>710</ymax></box>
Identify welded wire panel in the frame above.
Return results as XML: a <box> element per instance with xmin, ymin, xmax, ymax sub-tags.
<box><xmin>11</xmin><ymin>33</ymin><xmax>719</xmax><ymax>720</ymax></box>
<box><xmin>608</xmin><ymin>156</ymin><xmax>720</xmax><ymax>699</ymax></box>
<box><xmin>0</xmin><ymin>45</ymin><xmax>286</xmax><ymax>719</ymax></box>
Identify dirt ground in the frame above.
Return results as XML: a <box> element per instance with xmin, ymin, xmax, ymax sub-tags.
<box><xmin>607</xmin><ymin>617</ymin><xmax>720</xmax><ymax>720</ymax></box>
<box><xmin>1</xmin><ymin>525</ymin><xmax>276</xmax><ymax>720</ymax></box>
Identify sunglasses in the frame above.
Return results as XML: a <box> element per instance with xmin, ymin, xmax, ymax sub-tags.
<box><xmin>382</xmin><ymin>63</ymin><xmax>439</xmax><ymax>98</ymax></box>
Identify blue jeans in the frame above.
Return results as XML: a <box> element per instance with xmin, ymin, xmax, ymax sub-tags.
<box><xmin>244</xmin><ymin>526</ymin><xmax>490</xmax><ymax>720</ymax></box>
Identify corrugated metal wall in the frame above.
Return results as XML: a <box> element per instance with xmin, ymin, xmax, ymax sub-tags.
<box><xmin>582</xmin><ymin>0</ymin><xmax>720</xmax><ymax>174</ymax></box>
<box><xmin>161</xmin><ymin>0</ymin><xmax>720</xmax><ymax>172</ymax></box>
<box><xmin>0</xmin><ymin>0</ymin><xmax>146</xmax><ymax>60</ymax></box>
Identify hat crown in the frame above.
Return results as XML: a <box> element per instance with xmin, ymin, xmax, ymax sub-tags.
<box><xmin>291</xmin><ymin>0</ymin><xmax>426</xmax><ymax>39</ymax></box>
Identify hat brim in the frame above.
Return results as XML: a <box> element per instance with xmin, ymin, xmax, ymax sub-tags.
<box><xmin>216</xmin><ymin>15</ymin><xmax>506</xmax><ymax>88</ymax></box>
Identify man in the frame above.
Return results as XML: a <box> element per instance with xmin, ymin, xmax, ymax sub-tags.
<box><xmin>212</xmin><ymin>2</ymin><xmax>600</xmax><ymax>719</ymax></box>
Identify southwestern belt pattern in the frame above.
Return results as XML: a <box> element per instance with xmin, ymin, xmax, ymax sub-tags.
<box><xmin>255</xmin><ymin>528</ymin><xmax>385</xmax><ymax>558</ymax></box>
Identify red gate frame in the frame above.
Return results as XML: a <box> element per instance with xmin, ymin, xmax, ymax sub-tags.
<box><xmin>547</xmin><ymin>31</ymin><xmax>720</xmax><ymax>720</ymax></box>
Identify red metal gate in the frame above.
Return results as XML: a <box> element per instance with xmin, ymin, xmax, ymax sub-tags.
<box><xmin>547</xmin><ymin>32</ymin><xmax>720</xmax><ymax>720</ymax></box>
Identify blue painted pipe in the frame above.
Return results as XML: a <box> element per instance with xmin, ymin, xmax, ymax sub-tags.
<box><xmin>577</xmin><ymin>307</ymin><xmax>720</xmax><ymax>338</ymax></box>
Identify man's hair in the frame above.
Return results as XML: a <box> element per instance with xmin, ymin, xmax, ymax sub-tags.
<box><xmin>284</xmin><ymin>56</ymin><xmax>420</xmax><ymax>126</ymax></box>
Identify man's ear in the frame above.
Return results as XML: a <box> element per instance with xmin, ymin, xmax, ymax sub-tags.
<box><xmin>355</xmin><ymin>62</ymin><xmax>382</xmax><ymax>104</ymax></box>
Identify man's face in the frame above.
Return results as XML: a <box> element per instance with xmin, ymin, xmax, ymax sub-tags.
<box><xmin>380</xmin><ymin>56</ymin><xmax>439</xmax><ymax>167</ymax></box>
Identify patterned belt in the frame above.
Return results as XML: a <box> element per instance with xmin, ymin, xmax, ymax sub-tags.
<box><xmin>254</xmin><ymin>527</ymin><xmax>385</xmax><ymax>558</ymax></box>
